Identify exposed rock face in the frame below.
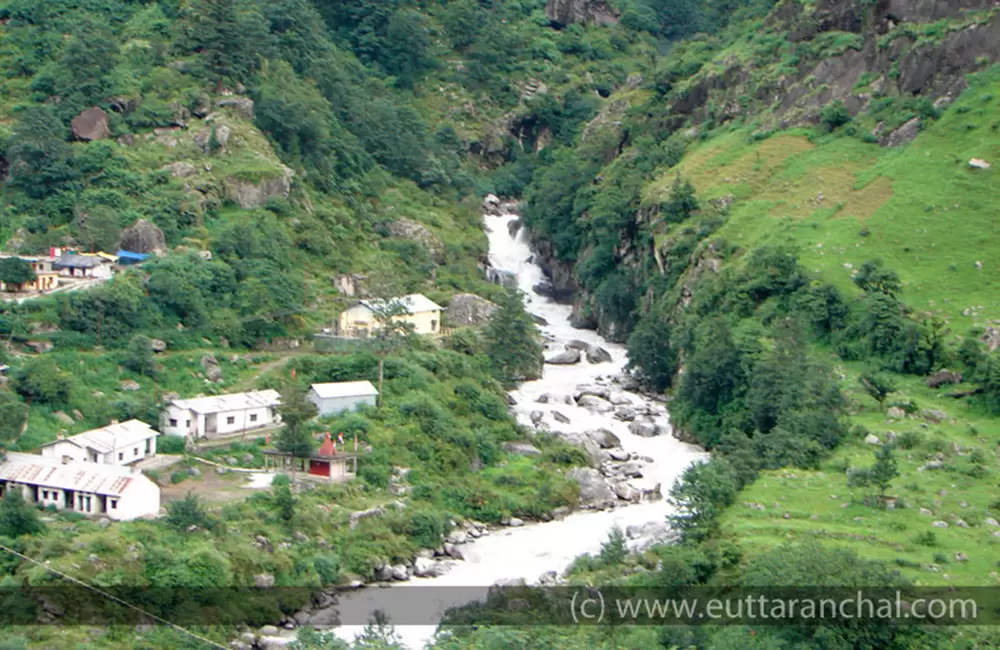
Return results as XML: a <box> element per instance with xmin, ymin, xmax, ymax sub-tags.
<box><xmin>224</xmin><ymin>167</ymin><xmax>294</xmax><ymax>209</ymax></box>
<box><xmin>881</xmin><ymin>117</ymin><xmax>921</xmax><ymax>147</ymax></box>
<box><xmin>503</xmin><ymin>442</ymin><xmax>541</xmax><ymax>457</ymax></box>
<box><xmin>545</xmin><ymin>0</ymin><xmax>618</xmax><ymax>27</ymax></box>
<box><xmin>118</xmin><ymin>219</ymin><xmax>167</xmax><ymax>255</ymax></box>
<box><xmin>71</xmin><ymin>107</ymin><xmax>111</xmax><ymax>141</ymax></box>
<box><xmin>386</xmin><ymin>218</ymin><xmax>444</xmax><ymax>261</ymax></box>
<box><xmin>215</xmin><ymin>97</ymin><xmax>255</xmax><ymax>119</ymax></box>
<box><xmin>161</xmin><ymin>161</ymin><xmax>197</xmax><ymax>178</ymax></box>
<box><xmin>446</xmin><ymin>294</ymin><xmax>497</xmax><ymax>326</ymax></box>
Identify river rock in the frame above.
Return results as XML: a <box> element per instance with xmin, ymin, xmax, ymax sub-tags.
<box><xmin>391</xmin><ymin>564</ymin><xmax>410</xmax><ymax>581</ymax></box>
<box><xmin>503</xmin><ymin>442</ymin><xmax>541</xmax><ymax>457</ymax></box>
<box><xmin>507</xmin><ymin>218</ymin><xmax>523</xmax><ymax>237</ymax></box>
<box><xmin>565</xmin><ymin>340</ymin><xmax>591</xmax><ymax>351</ymax></box>
<box><xmin>508</xmin><ymin>517</ymin><xmax>525</xmax><ymax>527</ymax></box>
<box><xmin>443</xmin><ymin>543</ymin><xmax>464</xmax><ymax>560</ymax></box>
<box><xmin>374</xmin><ymin>564</ymin><xmax>394</xmax><ymax>582</ymax></box>
<box><xmin>530</xmin><ymin>411</ymin><xmax>545</xmax><ymax>425</ymax></box>
<box><xmin>413</xmin><ymin>557</ymin><xmax>441</xmax><ymax>577</ymax></box>
<box><xmin>613</xmin><ymin>407</ymin><xmax>638</xmax><ymax>421</ymax></box>
<box><xmin>446</xmin><ymin>530</ymin><xmax>468</xmax><ymax>545</ymax></box>
<box><xmin>546</xmin><ymin>349</ymin><xmax>581</xmax><ymax>365</ymax></box>
<box><xmin>483</xmin><ymin>193</ymin><xmax>503</xmax><ymax>216</ymax></box>
<box><xmin>614</xmin><ymin>482</ymin><xmax>639</xmax><ymax>502</ymax></box>
<box><xmin>574</xmin><ymin>384</ymin><xmax>610</xmax><ymax>401</ymax></box>
<box><xmin>608</xmin><ymin>448</ymin><xmax>630</xmax><ymax>461</ymax></box>
<box><xmin>552</xmin><ymin>410</ymin><xmax>571</xmax><ymax>424</ymax></box>
<box><xmin>561</xmin><ymin>432</ymin><xmax>602</xmax><ymax>465</ymax></box>
<box><xmin>585</xmin><ymin>428</ymin><xmax>620</xmax><ymax>448</ymax></box>
<box><xmin>629</xmin><ymin>418</ymin><xmax>659</xmax><ymax>437</ymax></box>
<box><xmin>586</xmin><ymin>346</ymin><xmax>612</xmax><ymax>364</ymax></box>
<box><xmin>537</xmin><ymin>570</ymin><xmax>558</xmax><ymax>586</ymax></box>
<box><xmin>577</xmin><ymin>395</ymin><xmax>613</xmax><ymax>413</ymax></box>
<box><xmin>621</xmin><ymin>461</ymin><xmax>643</xmax><ymax>478</ymax></box>
<box><xmin>608</xmin><ymin>392</ymin><xmax>632</xmax><ymax>406</ymax></box>
<box><xmin>258</xmin><ymin>637</ymin><xmax>294</xmax><ymax>650</ymax></box>
<box><xmin>567</xmin><ymin>467</ymin><xmax>616</xmax><ymax>508</ymax></box>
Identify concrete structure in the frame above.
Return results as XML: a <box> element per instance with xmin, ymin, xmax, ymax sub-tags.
<box><xmin>264</xmin><ymin>434</ymin><xmax>358</xmax><ymax>483</ymax></box>
<box><xmin>0</xmin><ymin>452</ymin><xmax>160</xmax><ymax>521</ymax></box>
<box><xmin>307</xmin><ymin>380</ymin><xmax>378</xmax><ymax>416</ymax></box>
<box><xmin>40</xmin><ymin>419</ymin><xmax>158</xmax><ymax>466</ymax></box>
<box><xmin>337</xmin><ymin>293</ymin><xmax>443</xmax><ymax>338</ymax></box>
<box><xmin>161</xmin><ymin>390</ymin><xmax>282</xmax><ymax>439</ymax></box>
<box><xmin>53</xmin><ymin>254</ymin><xmax>112</xmax><ymax>279</ymax></box>
<box><xmin>0</xmin><ymin>255</ymin><xmax>59</xmax><ymax>293</ymax></box>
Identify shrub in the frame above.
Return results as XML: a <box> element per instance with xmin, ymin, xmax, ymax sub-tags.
<box><xmin>406</xmin><ymin>510</ymin><xmax>448</xmax><ymax>548</ymax></box>
<box><xmin>169</xmin><ymin>471</ymin><xmax>187</xmax><ymax>484</ymax></box>
<box><xmin>933</xmin><ymin>552</ymin><xmax>949</xmax><ymax>564</ymax></box>
<box><xmin>158</xmin><ymin>436</ymin><xmax>186</xmax><ymax>454</ymax></box>
<box><xmin>896</xmin><ymin>431</ymin><xmax>922</xmax><ymax>450</ymax></box>
<box><xmin>820</xmin><ymin>101</ymin><xmax>852</xmax><ymax>131</ymax></box>
<box><xmin>913</xmin><ymin>531</ymin><xmax>937</xmax><ymax>547</ymax></box>
<box><xmin>313</xmin><ymin>554</ymin><xmax>341</xmax><ymax>585</ymax></box>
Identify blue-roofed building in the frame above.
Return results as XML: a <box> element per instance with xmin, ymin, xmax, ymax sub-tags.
<box><xmin>116</xmin><ymin>250</ymin><xmax>150</xmax><ymax>266</ymax></box>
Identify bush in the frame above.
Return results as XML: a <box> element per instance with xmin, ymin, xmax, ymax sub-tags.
<box><xmin>406</xmin><ymin>510</ymin><xmax>448</xmax><ymax>548</ymax></box>
<box><xmin>158</xmin><ymin>435</ymin><xmax>186</xmax><ymax>454</ymax></box>
<box><xmin>896</xmin><ymin>431</ymin><xmax>922</xmax><ymax>450</ymax></box>
<box><xmin>313</xmin><ymin>554</ymin><xmax>341</xmax><ymax>585</ymax></box>
<box><xmin>820</xmin><ymin>101</ymin><xmax>852</xmax><ymax>131</ymax></box>
<box><xmin>169</xmin><ymin>471</ymin><xmax>187</xmax><ymax>484</ymax></box>
<box><xmin>913</xmin><ymin>531</ymin><xmax>937</xmax><ymax>547</ymax></box>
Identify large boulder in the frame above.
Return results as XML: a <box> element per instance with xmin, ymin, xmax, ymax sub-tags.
<box><xmin>577</xmin><ymin>395</ymin><xmax>613</xmax><ymax>413</ymax></box>
<box><xmin>586</xmin><ymin>346</ymin><xmax>613</xmax><ymax>364</ymax></box>
<box><xmin>628</xmin><ymin>418</ymin><xmax>659</xmax><ymax>437</ymax></box>
<box><xmin>545</xmin><ymin>0</ymin><xmax>618</xmax><ymax>26</ymax></box>
<box><xmin>447</xmin><ymin>294</ymin><xmax>497</xmax><ymax>326</ymax></box>
<box><xmin>585</xmin><ymin>428</ymin><xmax>621</xmax><ymax>448</ymax></box>
<box><xmin>224</xmin><ymin>167</ymin><xmax>294</xmax><ymax>209</ymax></box>
<box><xmin>386</xmin><ymin>218</ymin><xmax>444</xmax><ymax>262</ymax></box>
<box><xmin>567</xmin><ymin>467</ymin><xmax>616</xmax><ymax>507</ymax></box>
<box><xmin>215</xmin><ymin>97</ymin><xmax>255</xmax><ymax>119</ymax></box>
<box><xmin>118</xmin><ymin>219</ymin><xmax>167</xmax><ymax>255</ymax></box>
<box><xmin>71</xmin><ymin>107</ymin><xmax>111</xmax><ymax>141</ymax></box>
<box><xmin>546</xmin><ymin>349</ymin><xmax>581</xmax><ymax>365</ymax></box>
<box><xmin>926</xmin><ymin>370</ymin><xmax>962</xmax><ymax>388</ymax></box>
<box><xmin>503</xmin><ymin>442</ymin><xmax>541</xmax><ymax>457</ymax></box>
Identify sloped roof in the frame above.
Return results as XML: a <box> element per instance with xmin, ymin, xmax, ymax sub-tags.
<box><xmin>41</xmin><ymin>420</ymin><xmax>157</xmax><ymax>455</ymax></box>
<box><xmin>309</xmin><ymin>380</ymin><xmax>378</xmax><ymax>399</ymax></box>
<box><xmin>170</xmin><ymin>389</ymin><xmax>281</xmax><ymax>415</ymax></box>
<box><xmin>356</xmin><ymin>293</ymin><xmax>442</xmax><ymax>315</ymax></box>
<box><xmin>53</xmin><ymin>254</ymin><xmax>103</xmax><ymax>269</ymax></box>
<box><xmin>0</xmin><ymin>452</ymin><xmax>149</xmax><ymax>497</ymax></box>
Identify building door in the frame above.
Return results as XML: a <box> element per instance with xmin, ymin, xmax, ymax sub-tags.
<box><xmin>308</xmin><ymin>460</ymin><xmax>330</xmax><ymax>477</ymax></box>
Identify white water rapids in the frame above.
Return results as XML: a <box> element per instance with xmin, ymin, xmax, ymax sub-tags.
<box><xmin>329</xmin><ymin>212</ymin><xmax>707</xmax><ymax>648</ymax></box>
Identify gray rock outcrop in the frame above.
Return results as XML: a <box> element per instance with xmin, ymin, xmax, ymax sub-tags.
<box><xmin>224</xmin><ymin>167</ymin><xmax>294</xmax><ymax>209</ymax></box>
<box><xmin>447</xmin><ymin>293</ymin><xmax>497</xmax><ymax>326</ymax></box>
<box><xmin>567</xmin><ymin>467</ymin><xmax>617</xmax><ymax>507</ymax></box>
<box><xmin>215</xmin><ymin>97</ymin><xmax>255</xmax><ymax>119</ymax></box>
<box><xmin>545</xmin><ymin>0</ymin><xmax>618</xmax><ymax>27</ymax></box>
<box><xmin>118</xmin><ymin>219</ymin><xmax>167</xmax><ymax>255</ymax></box>
<box><xmin>546</xmin><ymin>349</ymin><xmax>581</xmax><ymax>365</ymax></box>
<box><xmin>71</xmin><ymin>107</ymin><xmax>111</xmax><ymax>141</ymax></box>
<box><xmin>503</xmin><ymin>442</ymin><xmax>541</xmax><ymax>457</ymax></box>
<box><xmin>386</xmin><ymin>218</ymin><xmax>445</xmax><ymax>262</ymax></box>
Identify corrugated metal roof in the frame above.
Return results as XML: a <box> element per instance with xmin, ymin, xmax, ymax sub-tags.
<box><xmin>41</xmin><ymin>419</ymin><xmax>157</xmax><ymax>455</ymax></box>
<box><xmin>0</xmin><ymin>453</ymin><xmax>141</xmax><ymax>496</ymax></box>
<box><xmin>309</xmin><ymin>380</ymin><xmax>378</xmax><ymax>399</ymax></box>
<box><xmin>171</xmin><ymin>389</ymin><xmax>282</xmax><ymax>415</ymax></box>
<box><xmin>357</xmin><ymin>293</ymin><xmax>442</xmax><ymax>315</ymax></box>
<box><xmin>53</xmin><ymin>254</ymin><xmax>103</xmax><ymax>269</ymax></box>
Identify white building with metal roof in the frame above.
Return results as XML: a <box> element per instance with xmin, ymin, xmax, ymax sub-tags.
<box><xmin>0</xmin><ymin>452</ymin><xmax>160</xmax><ymax>521</ymax></box>
<box><xmin>40</xmin><ymin>419</ymin><xmax>159</xmax><ymax>466</ymax></box>
<box><xmin>307</xmin><ymin>380</ymin><xmax>378</xmax><ymax>416</ymax></box>
<box><xmin>160</xmin><ymin>389</ymin><xmax>282</xmax><ymax>439</ymax></box>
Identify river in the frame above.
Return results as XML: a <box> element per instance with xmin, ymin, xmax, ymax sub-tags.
<box><xmin>329</xmin><ymin>211</ymin><xmax>706</xmax><ymax>648</ymax></box>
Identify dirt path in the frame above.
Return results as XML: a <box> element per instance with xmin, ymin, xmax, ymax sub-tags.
<box><xmin>232</xmin><ymin>350</ymin><xmax>312</xmax><ymax>391</ymax></box>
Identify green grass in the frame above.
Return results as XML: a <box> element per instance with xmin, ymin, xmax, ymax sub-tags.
<box><xmin>647</xmin><ymin>65</ymin><xmax>1000</xmax><ymax>334</ymax></box>
<box><xmin>718</xmin><ymin>358</ymin><xmax>1000</xmax><ymax>586</ymax></box>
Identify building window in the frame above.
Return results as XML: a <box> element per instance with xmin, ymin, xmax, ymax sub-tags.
<box><xmin>110</xmin><ymin>499</ymin><xmax>118</xmax><ymax>510</ymax></box>
<box><xmin>169</xmin><ymin>418</ymin><xmax>178</xmax><ymax>427</ymax></box>
<box><xmin>42</xmin><ymin>490</ymin><xmax>48</xmax><ymax>499</ymax></box>
<box><xmin>118</xmin><ymin>452</ymin><xmax>124</xmax><ymax>461</ymax></box>
<box><xmin>431</xmin><ymin>319</ymin><xmax>438</xmax><ymax>331</ymax></box>
<box><xmin>185</xmin><ymin>420</ymin><xmax>191</xmax><ymax>428</ymax></box>
<box><xmin>134</xmin><ymin>447</ymin><xmax>139</xmax><ymax>456</ymax></box>
<box><xmin>226</xmin><ymin>416</ymin><xmax>235</xmax><ymax>425</ymax></box>
<box><xmin>250</xmin><ymin>414</ymin><xmax>258</xmax><ymax>423</ymax></box>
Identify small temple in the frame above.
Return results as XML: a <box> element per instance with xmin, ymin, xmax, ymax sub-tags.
<box><xmin>263</xmin><ymin>432</ymin><xmax>359</xmax><ymax>482</ymax></box>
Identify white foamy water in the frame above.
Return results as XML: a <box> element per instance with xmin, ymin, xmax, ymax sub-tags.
<box><xmin>330</xmin><ymin>213</ymin><xmax>706</xmax><ymax>649</ymax></box>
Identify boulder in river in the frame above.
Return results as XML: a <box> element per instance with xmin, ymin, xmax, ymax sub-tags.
<box><xmin>567</xmin><ymin>467</ymin><xmax>617</xmax><ymax>508</ymax></box>
<box><xmin>574</xmin><ymin>384</ymin><xmax>610</xmax><ymax>401</ymax></box>
<box><xmin>546</xmin><ymin>349</ymin><xmax>581</xmax><ymax>365</ymax></box>
<box><xmin>552</xmin><ymin>410</ymin><xmax>571</xmax><ymax>424</ymax></box>
<box><xmin>584</xmin><ymin>428</ymin><xmax>620</xmax><ymax>448</ymax></box>
<box><xmin>577</xmin><ymin>395</ymin><xmax>613</xmax><ymax>413</ymax></box>
<box><xmin>628</xmin><ymin>418</ymin><xmax>660</xmax><ymax>437</ymax></box>
<box><xmin>586</xmin><ymin>346</ymin><xmax>612</xmax><ymax>364</ymax></box>
<box><xmin>565</xmin><ymin>340</ymin><xmax>591</xmax><ymax>351</ymax></box>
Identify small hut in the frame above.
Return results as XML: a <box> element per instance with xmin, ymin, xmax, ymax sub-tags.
<box><xmin>263</xmin><ymin>433</ymin><xmax>358</xmax><ymax>482</ymax></box>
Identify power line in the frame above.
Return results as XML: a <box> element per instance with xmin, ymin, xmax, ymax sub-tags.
<box><xmin>0</xmin><ymin>543</ymin><xmax>228</xmax><ymax>649</ymax></box>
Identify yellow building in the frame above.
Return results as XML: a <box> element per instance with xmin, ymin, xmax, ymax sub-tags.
<box><xmin>0</xmin><ymin>256</ymin><xmax>59</xmax><ymax>293</ymax></box>
<box><xmin>337</xmin><ymin>293</ymin><xmax>443</xmax><ymax>338</ymax></box>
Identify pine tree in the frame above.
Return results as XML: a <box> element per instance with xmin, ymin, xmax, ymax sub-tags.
<box><xmin>870</xmin><ymin>445</ymin><xmax>899</xmax><ymax>499</ymax></box>
<box><xmin>599</xmin><ymin>524</ymin><xmax>628</xmax><ymax>566</ymax></box>
<box><xmin>272</xmin><ymin>475</ymin><xmax>296</xmax><ymax>523</ymax></box>
<box><xmin>483</xmin><ymin>289</ymin><xmax>542</xmax><ymax>387</ymax></box>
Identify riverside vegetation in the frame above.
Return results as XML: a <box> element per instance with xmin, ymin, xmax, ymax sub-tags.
<box><xmin>0</xmin><ymin>0</ymin><xmax>999</xmax><ymax>648</ymax></box>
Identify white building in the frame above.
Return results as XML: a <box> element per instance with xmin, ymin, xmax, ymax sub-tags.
<box><xmin>307</xmin><ymin>381</ymin><xmax>379</xmax><ymax>417</ymax></box>
<box><xmin>161</xmin><ymin>389</ymin><xmax>282</xmax><ymax>439</ymax></box>
<box><xmin>40</xmin><ymin>419</ymin><xmax>159</xmax><ymax>466</ymax></box>
<box><xmin>0</xmin><ymin>452</ymin><xmax>160</xmax><ymax>521</ymax></box>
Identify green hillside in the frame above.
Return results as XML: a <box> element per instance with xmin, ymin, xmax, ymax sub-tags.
<box><xmin>1</xmin><ymin>0</ymin><xmax>999</xmax><ymax>648</ymax></box>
